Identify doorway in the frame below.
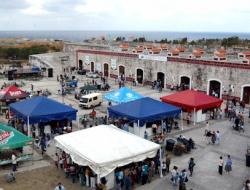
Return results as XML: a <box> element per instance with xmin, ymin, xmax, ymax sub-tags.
<box><xmin>104</xmin><ymin>63</ymin><xmax>109</xmax><ymax>77</ymax></box>
<box><xmin>119</xmin><ymin>65</ymin><xmax>125</xmax><ymax>77</ymax></box>
<box><xmin>180</xmin><ymin>76</ymin><xmax>191</xmax><ymax>90</ymax></box>
<box><xmin>91</xmin><ymin>62</ymin><xmax>94</xmax><ymax>72</ymax></box>
<box><xmin>157</xmin><ymin>72</ymin><xmax>165</xmax><ymax>88</ymax></box>
<box><xmin>209</xmin><ymin>80</ymin><xmax>221</xmax><ymax>98</ymax></box>
<box><xmin>136</xmin><ymin>69</ymin><xmax>143</xmax><ymax>84</ymax></box>
<box><xmin>79</xmin><ymin>60</ymin><xmax>83</xmax><ymax>70</ymax></box>
<box><xmin>242</xmin><ymin>86</ymin><xmax>250</xmax><ymax>104</ymax></box>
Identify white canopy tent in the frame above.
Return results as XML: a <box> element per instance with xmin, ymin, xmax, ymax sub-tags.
<box><xmin>54</xmin><ymin>125</ymin><xmax>161</xmax><ymax>178</ymax></box>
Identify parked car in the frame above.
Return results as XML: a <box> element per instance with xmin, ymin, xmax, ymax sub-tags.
<box><xmin>79</xmin><ymin>93</ymin><xmax>102</xmax><ymax>108</ymax></box>
<box><xmin>77</xmin><ymin>70</ymin><xmax>87</xmax><ymax>75</ymax></box>
<box><xmin>86</xmin><ymin>72</ymin><xmax>100</xmax><ymax>78</ymax></box>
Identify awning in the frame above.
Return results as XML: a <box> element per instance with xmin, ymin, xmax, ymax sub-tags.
<box><xmin>160</xmin><ymin>89</ymin><xmax>223</xmax><ymax>112</ymax></box>
<box><xmin>108</xmin><ymin>97</ymin><xmax>181</xmax><ymax>125</ymax></box>
<box><xmin>0</xmin><ymin>85</ymin><xmax>29</xmax><ymax>101</ymax></box>
<box><xmin>104</xmin><ymin>87</ymin><xmax>143</xmax><ymax>104</ymax></box>
<box><xmin>9</xmin><ymin>96</ymin><xmax>77</xmax><ymax>124</ymax></box>
<box><xmin>0</xmin><ymin>124</ymin><xmax>32</xmax><ymax>150</ymax></box>
<box><xmin>55</xmin><ymin>125</ymin><xmax>160</xmax><ymax>177</ymax></box>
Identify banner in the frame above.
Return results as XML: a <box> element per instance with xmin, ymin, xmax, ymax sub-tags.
<box><xmin>85</xmin><ymin>56</ymin><xmax>90</xmax><ymax>65</ymax></box>
<box><xmin>111</xmin><ymin>59</ymin><xmax>117</xmax><ymax>70</ymax></box>
<box><xmin>139</xmin><ymin>54</ymin><xmax>167</xmax><ymax>62</ymax></box>
<box><xmin>96</xmin><ymin>63</ymin><xmax>101</xmax><ymax>72</ymax></box>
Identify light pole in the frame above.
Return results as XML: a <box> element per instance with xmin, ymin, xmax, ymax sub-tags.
<box><xmin>60</xmin><ymin>57</ymin><xmax>66</xmax><ymax>103</ymax></box>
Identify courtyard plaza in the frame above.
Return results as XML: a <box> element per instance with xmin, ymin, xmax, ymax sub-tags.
<box><xmin>0</xmin><ymin>74</ymin><xmax>249</xmax><ymax>190</ymax></box>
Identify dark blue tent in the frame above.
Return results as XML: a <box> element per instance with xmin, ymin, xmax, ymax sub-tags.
<box><xmin>108</xmin><ymin>97</ymin><xmax>181</xmax><ymax>126</ymax></box>
<box><xmin>9</xmin><ymin>96</ymin><xmax>77</xmax><ymax>124</ymax></box>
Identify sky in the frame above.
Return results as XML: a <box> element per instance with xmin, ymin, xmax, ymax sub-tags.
<box><xmin>1</xmin><ymin>0</ymin><xmax>250</xmax><ymax>32</ymax></box>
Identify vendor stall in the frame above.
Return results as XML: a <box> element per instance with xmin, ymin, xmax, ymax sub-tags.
<box><xmin>0</xmin><ymin>124</ymin><xmax>32</xmax><ymax>165</ymax></box>
<box><xmin>0</xmin><ymin>85</ymin><xmax>29</xmax><ymax>115</ymax></box>
<box><xmin>104</xmin><ymin>87</ymin><xmax>143</xmax><ymax>104</ymax></box>
<box><xmin>108</xmin><ymin>97</ymin><xmax>181</xmax><ymax>137</ymax></box>
<box><xmin>160</xmin><ymin>89</ymin><xmax>223</xmax><ymax>123</ymax></box>
<box><xmin>54</xmin><ymin>124</ymin><xmax>161</xmax><ymax>189</ymax></box>
<box><xmin>9</xmin><ymin>96</ymin><xmax>77</xmax><ymax>136</ymax></box>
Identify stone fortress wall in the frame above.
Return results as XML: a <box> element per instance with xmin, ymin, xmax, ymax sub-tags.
<box><xmin>63</xmin><ymin>42</ymin><xmax>250</xmax><ymax>103</ymax></box>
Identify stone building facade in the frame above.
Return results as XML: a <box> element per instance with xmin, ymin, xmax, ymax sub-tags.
<box><xmin>64</xmin><ymin>42</ymin><xmax>250</xmax><ymax>104</ymax></box>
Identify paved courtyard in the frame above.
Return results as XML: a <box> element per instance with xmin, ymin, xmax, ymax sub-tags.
<box><xmin>0</xmin><ymin>74</ymin><xmax>249</xmax><ymax>190</ymax></box>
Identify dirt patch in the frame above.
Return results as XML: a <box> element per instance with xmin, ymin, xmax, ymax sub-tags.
<box><xmin>0</xmin><ymin>166</ymin><xmax>84</xmax><ymax>190</ymax></box>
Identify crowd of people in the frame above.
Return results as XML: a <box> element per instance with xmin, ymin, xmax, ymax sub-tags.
<box><xmin>170</xmin><ymin>157</ymin><xmax>196</xmax><ymax>190</ymax></box>
<box><xmin>114</xmin><ymin>154</ymin><xmax>161</xmax><ymax>190</ymax></box>
<box><xmin>54</xmin><ymin>150</ymin><xmax>107</xmax><ymax>190</ymax></box>
<box><xmin>204</xmin><ymin>130</ymin><xmax>221</xmax><ymax>145</ymax></box>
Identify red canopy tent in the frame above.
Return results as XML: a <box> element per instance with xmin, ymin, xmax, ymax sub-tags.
<box><xmin>160</xmin><ymin>89</ymin><xmax>223</xmax><ymax>112</ymax></box>
<box><xmin>0</xmin><ymin>86</ymin><xmax>29</xmax><ymax>102</ymax></box>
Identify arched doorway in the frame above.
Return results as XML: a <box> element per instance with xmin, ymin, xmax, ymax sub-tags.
<box><xmin>119</xmin><ymin>65</ymin><xmax>125</xmax><ymax>77</ymax></box>
<box><xmin>104</xmin><ymin>63</ymin><xmax>109</xmax><ymax>77</ymax></box>
<box><xmin>136</xmin><ymin>69</ymin><xmax>143</xmax><ymax>84</ymax></box>
<box><xmin>180</xmin><ymin>76</ymin><xmax>191</xmax><ymax>90</ymax></box>
<box><xmin>157</xmin><ymin>72</ymin><xmax>165</xmax><ymax>88</ymax></box>
<box><xmin>242</xmin><ymin>86</ymin><xmax>250</xmax><ymax>104</ymax></box>
<box><xmin>91</xmin><ymin>62</ymin><xmax>94</xmax><ymax>72</ymax></box>
<box><xmin>208</xmin><ymin>80</ymin><xmax>221</xmax><ymax>98</ymax></box>
<box><xmin>79</xmin><ymin>60</ymin><xmax>83</xmax><ymax>70</ymax></box>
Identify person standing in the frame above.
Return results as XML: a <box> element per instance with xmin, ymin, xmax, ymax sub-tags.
<box><xmin>215</xmin><ymin>131</ymin><xmax>221</xmax><ymax>145</ymax></box>
<box><xmin>11</xmin><ymin>153</ymin><xmax>17</xmax><ymax>172</ymax></box>
<box><xmin>188</xmin><ymin>157</ymin><xmax>195</xmax><ymax>177</ymax></box>
<box><xmin>218</xmin><ymin>156</ymin><xmax>224</xmax><ymax>175</ymax></box>
<box><xmin>165</xmin><ymin>154</ymin><xmax>171</xmax><ymax>173</ymax></box>
<box><xmin>225</xmin><ymin>155</ymin><xmax>232</xmax><ymax>174</ymax></box>
<box><xmin>162</xmin><ymin>161</ymin><xmax>167</xmax><ymax>176</ymax></box>
<box><xmin>141</xmin><ymin>163</ymin><xmax>149</xmax><ymax>185</ymax></box>
<box><xmin>171</xmin><ymin>166</ymin><xmax>179</xmax><ymax>186</ymax></box>
<box><xmin>39</xmin><ymin>135</ymin><xmax>46</xmax><ymax>155</ymax></box>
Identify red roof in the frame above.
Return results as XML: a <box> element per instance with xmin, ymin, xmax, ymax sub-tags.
<box><xmin>160</xmin><ymin>89</ymin><xmax>223</xmax><ymax>112</ymax></box>
<box><xmin>0</xmin><ymin>85</ymin><xmax>29</xmax><ymax>101</ymax></box>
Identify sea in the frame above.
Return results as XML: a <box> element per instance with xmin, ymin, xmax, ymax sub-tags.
<box><xmin>0</xmin><ymin>31</ymin><xmax>250</xmax><ymax>42</ymax></box>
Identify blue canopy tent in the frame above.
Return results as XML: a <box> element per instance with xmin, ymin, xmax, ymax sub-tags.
<box><xmin>104</xmin><ymin>87</ymin><xmax>143</xmax><ymax>104</ymax></box>
<box><xmin>108</xmin><ymin>97</ymin><xmax>181</xmax><ymax>126</ymax></box>
<box><xmin>9</xmin><ymin>96</ymin><xmax>77</xmax><ymax>136</ymax></box>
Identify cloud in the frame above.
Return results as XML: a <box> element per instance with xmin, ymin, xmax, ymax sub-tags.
<box><xmin>0</xmin><ymin>0</ymin><xmax>250</xmax><ymax>32</ymax></box>
<box><xmin>21</xmin><ymin>0</ymin><xmax>51</xmax><ymax>15</ymax></box>
<box><xmin>0</xmin><ymin>0</ymin><xmax>29</xmax><ymax>10</ymax></box>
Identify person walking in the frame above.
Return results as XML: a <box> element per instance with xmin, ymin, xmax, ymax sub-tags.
<box><xmin>225</xmin><ymin>155</ymin><xmax>232</xmax><ymax>174</ymax></box>
<box><xmin>188</xmin><ymin>157</ymin><xmax>195</xmax><ymax>177</ymax></box>
<box><xmin>218</xmin><ymin>156</ymin><xmax>224</xmax><ymax>175</ymax></box>
<box><xmin>165</xmin><ymin>154</ymin><xmax>171</xmax><ymax>173</ymax></box>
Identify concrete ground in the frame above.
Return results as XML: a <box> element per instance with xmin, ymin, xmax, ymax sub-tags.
<box><xmin>0</xmin><ymin>74</ymin><xmax>249</xmax><ymax>190</ymax></box>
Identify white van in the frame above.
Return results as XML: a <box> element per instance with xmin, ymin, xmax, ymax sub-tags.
<box><xmin>79</xmin><ymin>93</ymin><xmax>103</xmax><ymax>108</ymax></box>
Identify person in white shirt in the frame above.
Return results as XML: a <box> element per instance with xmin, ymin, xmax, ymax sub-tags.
<box><xmin>218</xmin><ymin>156</ymin><xmax>224</xmax><ymax>175</ymax></box>
<box><xmin>12</xmin><ymin>153</ymin><xmax>17</xmax><ymax>172</ymax></box>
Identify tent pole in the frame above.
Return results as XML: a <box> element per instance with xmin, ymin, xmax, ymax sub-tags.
<box><xmin>27</xmin><ymin>115</ymin><xmax>31</xmax><ymax>137</ymax></box>
<box><xmin>77</xmin><ymin>115</ymin><xmax>80</xmax><ymax>129</ymax></box>
<box><xmin>159</xmin><ymin>148</ymin><xmax>163</xmax><ymax>178</ymax></box>
<box><xmin>193</xmin><ymin>108</ymin><xmax>196</xmax><ymax>125</ymax></box>
<box><xmin>97</xmin><ymin>174</ymin><xmax>101</xmax><ymax>184</ymax></box>
<box><xmin>8</xmin><ymin>107</ymin><xmax>11</xmax><ymax>119</ymax></box>
<box><xmin>181</xmin><ymin>111</ymin><xmax>183</xmax><ymax>130</ymax></box>
<box><xmin>161</xmin><ymin>120</ymin><xmax>163</xmax><ymax>135</ymax></box>
<box><xmin>137</xmin><ymin>120</ymin><xmax>140</xmax><ymax>137</ymax></box>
